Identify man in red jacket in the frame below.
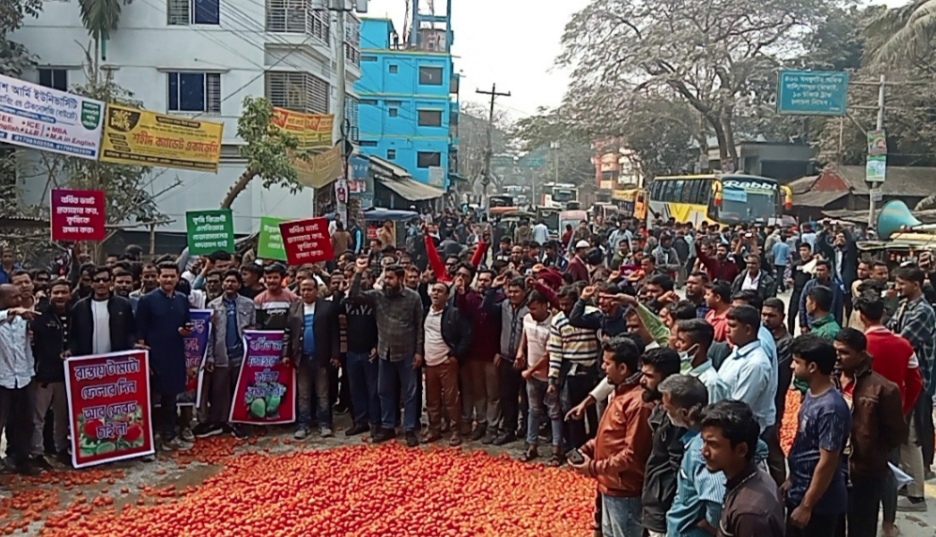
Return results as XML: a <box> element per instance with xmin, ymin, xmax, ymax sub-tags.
<box><xmin>566</xmin><ymin>240</ymin><xmax>591</xmax><ymax>283</ymax></box>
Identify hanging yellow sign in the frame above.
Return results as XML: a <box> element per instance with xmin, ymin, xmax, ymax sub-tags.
<box><xmin>99</xmin><ymin>104</ymin><xmax>224</xmax><ymax>172</ymax></box>
<box><xmin>271</xmin><ymin>107</ymin><xmax>334</xmax><ymax>149</ymax></box>
<box><xmin>293</xmin><ymin>145</ymin><xmax>343</xmax><ymax>188</ymax></box>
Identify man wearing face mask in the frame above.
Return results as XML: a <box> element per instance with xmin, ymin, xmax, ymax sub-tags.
<box><xmin>673</xmin><ymin>319</ymin><xmax>726</xmax><ymax>402</ymax></box>
<box><xmin>349</xmin><ymin>258</ymin><xmax>424</xmax><ymax>448</ymax></box>
<box><xmin>799</xmin><ymin>260</ymin><xmax>844</xmax><ymax>332</ymax></box>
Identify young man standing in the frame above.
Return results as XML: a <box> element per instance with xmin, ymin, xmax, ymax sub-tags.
<box><xmin>569</xmin><ymin>336</ymin><xmax>654</xmax><ymax>537</ymax></box>
<box><xmin>703</xmin><ymin>280</ymin><xmax>732</xmax><ymax>342</ymax></box>
<box><xmin>786</xmin><ymin>334</ymin><xmax>851</xmax><ymax>537</ymax></box>
<box><xmin>805</xmin><ymin>285</ymin><xmax>841</xmax><ymax>339</ymax></box>
<box><xmin>700</xmin><ymin>400</ymin><xmax>785</xmax><ymax>537</ymax></box>
<box><xmin>254</xmin><ymin>263</ymin><xmax>298</xmax><ymax>331</ymax></box>
<box><xmin>833</xmin><ymin>328</ymin><xmax>907</xmax><ymax>537</ymax></box>
<box><xmin>30</xmin><ymin>280</ymin><xmax>73</xmax><ymax>466</ymax></box>
<box><xmin>673</xmin><ymin>319</ymin><xmax>726</xmax><ymax>403</ymax></box>
<box><xmin>762</xmin><ymin>297</ymin><xmax>794</xmax><ymax>430</ymax></box>
<box><xmin>517</xmin><ymin>291</ymin><xmax>559</xmax><ymax>464</ymax></box>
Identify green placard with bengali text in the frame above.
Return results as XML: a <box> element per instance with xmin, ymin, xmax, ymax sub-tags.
<box><xmin>186</xmin><ymin>209</ymin><xmax>234</xmax><ymax>255</ymax></box>
<box><xmin>257</xmin><ymin>216</ymin><xmax>287</xmax><ymax>260</ymax></box>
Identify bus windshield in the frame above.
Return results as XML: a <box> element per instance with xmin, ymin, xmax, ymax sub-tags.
<box><xmin>718</xmin><ymin>188</ymin><xmax>777</xmax><ymax>224</ymax></box>
<box><xmin>552</xmin><ymin>188</ymin><xmax>576</xmax><ymax>203</ymax></box>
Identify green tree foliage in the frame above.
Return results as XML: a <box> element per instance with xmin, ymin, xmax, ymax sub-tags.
<box><xmin>0</xmin><ymin>0</ymin><xmax>42</xmax><ymax>76</ymax></box>
<box><xmin>220</xmin><ymin>96</ymin><xmax>300</xmax><ymax>209</ymax></box>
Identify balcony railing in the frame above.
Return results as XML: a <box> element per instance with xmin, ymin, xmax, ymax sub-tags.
<box><xmin>266</xmin><ymin>0</ymin><xmax>330</xmax><ymax>44</ymax></box>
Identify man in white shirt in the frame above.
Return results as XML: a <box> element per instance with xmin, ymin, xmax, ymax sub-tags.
<box><xmin>717</xmin><ymin>305</ymin><xmax>775</xmax><ymax>435</ymax></box>
<box><xmin>422</xmin><ymin>282</ymin><xmax>471</xmax><ymax>446</ymax></box>
<box><xmin>532</xmin><ymin>219</ymin><xmax>550</xmax><ymax>246</ymax></box>
<box><xmin>0</xmin><ymin>284</ymin><xmax>40</xmax><ymax>476</ymax></box>
<box><xmin>517</xmin><ymin>291</ymin><xmax>559</xmax><ymax>464</ymax></box>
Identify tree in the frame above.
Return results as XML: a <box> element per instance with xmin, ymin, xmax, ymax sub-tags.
<box><xmin>219</xmin><ymin>96</ymin><xmax>301</xmax><ymax>209</ymax></box>
<box><xmin>76</xmin><ymin>0</ymin><xmax>133</xmax><ymax>68</ymax></box>
<box><xmin>0</xmin><ymin>0</ymin><xmax>42</xmax><ymax>76</ymax></box>
<box><xmin>866</xmin><ymin>0</ymin><xmax>936</xmax><ymax>67</ymax></box>
<box><xmin>558</xmin><ymin>0</ymin><xmax>833</xmax><ymax>165</ymax></box>
<box><xmin>31</xmin><ymin>58</ymin><xmax>179</xmax><ymax>259</ymax></box>
<box><xmin>456</xmin><ymin>101</ymin><xmax>510</xmax><ymax>193</ymax></box>
<box><xmin>511</xmin><ymin>107</ymin><xmax>597</xmax><ymax>187</ymax></box>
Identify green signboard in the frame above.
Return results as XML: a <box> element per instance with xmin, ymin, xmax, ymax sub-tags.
<box><xmin>185</xmin><ymin>209</ymin><xmax>234</xmax><ymax>255</ymax></box>
<box><xmin>257</xmin><ymin>216</ymin><xmax>287</xmax><ymax>260</ymax></box>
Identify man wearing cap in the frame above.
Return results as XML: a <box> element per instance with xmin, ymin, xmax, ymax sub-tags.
<box><xmin>566</xmin><ymin>240</ymin><xmax>591</xmax><ymax>283</ymax></box>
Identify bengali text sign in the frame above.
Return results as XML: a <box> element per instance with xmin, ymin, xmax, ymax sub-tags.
<box><xmin>270</xmin><ymin>107</ymin><xmax>334</xmax><ymax>149</ymax></box>
<box><xmin>50</xmin><ymin>188</ymin><xmax>106</xmax><ymax>241</ymax></box>
<box><xmin>186</xmin><ymin>209</ymin><xmax>235</xmax><ymax>254</ymax></box>
<box><xmin>65</xmin><ymin>350</ymin><xmax>155</xmax><ymax>468</ymax></box>
<box><xmin>230</xmin><ymin>331</ymin><xmax>295</xmax><ymax>425</ymax></box>
<box><xmin>100</xmin><ymin>103</ymin><xmax>223</xmax><ymax>171</ymax></box>
<box><xmin>279</xmin><ymin>217</ymin><xmax>334</xmax><ymax>265</ymax></box>
<box><xmin>257</xmin><ymin>216</ymin><xmax>287</xmax><ymax>260</ymax></box>
<box><xmin>0</xmin><ymin>74</ymin><xmax>104</xmax><ymax>160</ymax></box>
<box><xmin>292</xmin><ymin>145</ymin><xmax>343</xmax><ymax>188</ymax></box>
<box><xmin>777</xmin><ymin>70</ymin><xmax>849</xmax><ymax>116</ymax></box>
<box><xmin>179</xmin><ymin>309</ymin><xmax>212</xmax><ymax>407</ymax></box>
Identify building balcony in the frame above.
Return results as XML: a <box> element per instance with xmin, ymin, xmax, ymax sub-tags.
<box><xmin>265</xmin><ymin>0</ymin><xmax>330</xmax><ymax>46</ymax></box>
<box><xmin>265</xmin><ymin>71</ymin><xmax>331</xmax><ymax>114</ymax></box>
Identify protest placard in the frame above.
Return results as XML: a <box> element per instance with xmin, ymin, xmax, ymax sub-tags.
<box><xmin>50</xmin><ymin>188</ymin><xmax>106</xmax><ymax>241</ymax></box>
<box><xmin>186</xmin><ymin>209</ymin><xmax>235</xmax><ymax>254</ymax></box>
<box><xmin>229</xmin><ymin>331</ymin><xmax>295</xmax><ymax>425</ymax></box>
<box><xmin>278</xmin><ymin>217</ymin><xmax>334</xmax><ymax>265</ymax></box>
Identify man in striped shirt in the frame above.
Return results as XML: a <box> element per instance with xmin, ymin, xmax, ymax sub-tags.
<box><xmin>548</xmin><ymin>285</ymin><xmax>600</xmax><ymax>450</ymax></box>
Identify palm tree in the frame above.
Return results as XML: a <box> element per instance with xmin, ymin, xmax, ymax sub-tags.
<box><xmin>865</xmin><ymin>0</ymin><xmax>936</xmax><ymax>64</ymax></box>
<box><xmin>76</xmin><ymin>0</ymin><xmax>132</xmax><ymax>73</ymax></box>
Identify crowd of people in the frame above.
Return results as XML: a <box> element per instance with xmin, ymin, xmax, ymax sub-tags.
<box><xmin>0</xmin><ymin>209</ymin><xmax>933</xmax><ymax>537</ymax></box>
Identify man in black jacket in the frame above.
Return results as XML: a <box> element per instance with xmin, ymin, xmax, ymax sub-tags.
<box><xmin>423</xmin><ymin>282</ymin><xmax>472</xmax><ymax>446</ymax></box>
<box><xmin>31</xmin><ymin>279</ymin><xmax>72</xmax><ymax>466</ymax></box>
<box><xmin>67</xmin><ymin>266</ymin><xmax>135</xmax><ymax>357</ymax></box>
<box><xmin>283</xmin><ymin>278</ymin><xmax>340</xmax><ymax>440</ymax></box>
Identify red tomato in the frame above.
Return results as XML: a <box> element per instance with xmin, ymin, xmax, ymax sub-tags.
<box><xmin>82</xmin><ymin>419</ymin><xmax>103</xmax><ymax>439</ymax></box>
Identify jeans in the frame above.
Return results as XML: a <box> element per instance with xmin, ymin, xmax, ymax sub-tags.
<box><xmin>775</xmin><ymin>265</ymin><xmax>787</xmax><ymax>291</ymax></box>
<box><xmin>32</xmin><ymin>381</ymin><xmax>68</xmax><ymax>456</ymax></box>
<box><xmin>847</xmin><ymin>473</ymin><xmax>884</xmax><ymax>537</ymax></box>
<box><xmin>561</xmin><ymin>372</ymin><xmax>598</xmax><ymax>450</ymax></box>
<box><xmin>498</xmin><ymin>359</ymin><xmax>525</xmax><ymax>434</ymax></box>
<box><xmin>525</xmin><ymin>378</ymin><xmax>562</xmax><ymax>446</ymax></box>
<box><xmin>346</xmin><ymin>351</ymin><xmax>380</xmax><ymax>427</ymax></box>
<box><xmin>0</xmin><ymin>382</ymin><xmax>36</xmax><ymax>467</ymax></box>
<box><xmin>761</xmin><ymin>424</ymin><xmax>787</xmax><ymax>485</ymax></box>
<box><xmin>296</xmin><ymin>357</ymin><xmax>332</xmax><ymax>428</ymax></box>
<box><xmin>912</xmin><ymin>391</ymin><xmax>934</xmax><ymax>468</ymax></box>
<box><xmin>882</xmin><ymin>449</ymin><xmax>899</xmax><ymax>524</ymax></box>
<box><xmin>786</xmin><ymin>510</ymin><xmax>843</xmax><ymax>537</ymax></box>
<box><xmin>154</xmin><ymin>391</ymin><xmax>179</xmax><ymax>440</ymax></box>
<box><xmin>378</xmin><ymin>355</ymin><xmax>419</xmax><ymax>432</ymax></box>
<box><xmin>203</xmin><ymin>366</ymin><xmax>236</xmax><ymax>426</ymax></box>
<box><xmin>600</xmin><ymin>494</ymin><xmax>642</xmax><ymax>537</ymax></box>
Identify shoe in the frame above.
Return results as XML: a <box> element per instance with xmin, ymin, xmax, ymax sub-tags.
<box><xmin>896</xmin><ymin>497</ymin><xmax>926</xmax><ymax>512</ymax></box>
<box><xmin>345</xmin><ymin>423</ymin><xmax>370</xmax><ymax>437</ymax></box>
<box><xmin>29</xmin><ymin>456</ymin><xmax>53</xmax><ymax>472</ymax></box>
<box><xmin>320</xmin><ymin>426</ymin><xmax>334</xmax><ymax>438</ymax></box>
<box><xmin>481</xmin><ymin>431</ymin><xmax>497</xmax><ymax>445</ymax></box>
<box><xmin>180</xmin><ymin>428</ymin><xmax>195</xmax><ymax>442</ymax></box>
<box><xmin>161</xmin><ymin>437</ymin><xmax>193</xmax><ymax>452</ymax></box>
<box><xmin>56</xmin><ymin>450</ymin><xmax>71</xmax><ymax>466</ymax></box>
<box><xmin>448</xmin><ymin>433</ymin><xmax>462</xmax><ymax>447</ymax></box>
<box><xmin>422</xmin><ymin>431</ymin><xmax>443</xmax><ymax>444</ymax></box>
<box><xmin>192</xmin><ymin>423</ymin><xmax>223</xmax><ymax>439</ymax></box>
<box><xmin>293</xmin><ymin>427</ymin><xmax>310</xmax><ymax>441</ymax></box>
<box><xmin>333</xmin><ymin>403</ymin><xmax>349</xmax><ymax>415</ymax></box>
<box><xmin>16</xmin><ymin>464</ymin><xmax>42</xmax><ymax>477</ymax></box>
<box><xmin>470</xmin><ymin>424</ymin><xmax>487</xmax><ymax>441</ymax></box>
<box><xmin>372</xmin><ymin>428</ymin><xmax>396</xmax><ymax>443</ymax></box>
<box><xmin>925</xmin><ymin>470</ymin><xmax>936</xmax><ymax>481</ymax></box>
<box><xmin>460</xmin><ymin>422</ymin><xmax>472</xmax><ymax>436</ymax></box>
<box><xmin>405</xmin><ymin>431</ymin><xmax>419</xmax><ymax>448</ymax></box>
<box><xmin>369</xmin><ymin>424</ymin><xmax>379</xmax><ymax>438</ymax></box>
<box><xmin>226</xmin><ymin>424</ymin><xmax>248</xmax><ymax>440</ymax></box>
<box><xmin>492</xmin><ymin>432</ymin><xmax>517</xmax><ymax>446</ymax></box>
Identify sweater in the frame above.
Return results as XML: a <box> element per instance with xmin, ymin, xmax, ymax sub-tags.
<box><xmin>865</xmin><ymin>326</ymin><xmax>924</xmax><ymax>415</ymax></box>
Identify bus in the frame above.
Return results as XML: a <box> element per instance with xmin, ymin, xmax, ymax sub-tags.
<box><xmin>541</xmin><ymin>182</ymin><xmax>578</xmax><ymax>208</ymax></box>
<box><xmin>646</xmin><ymin>174</ymin><xmax>793</xmax><ymax>228</ymax></box>
<box><xmin>611</xmin><ymin>188</ymin><xmax>649</xmax><ymax>221</ymax></box>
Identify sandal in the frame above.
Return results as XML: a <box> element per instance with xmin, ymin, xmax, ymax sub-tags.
<box><xmin>519</xmin><ymin>445</ymin><xmax>538</xmax><ymax>462</ymax></box>
<box><xmin>547</xmin><ymin>448</ymin><xmax>564</xmax><ymax>467</ymax></box>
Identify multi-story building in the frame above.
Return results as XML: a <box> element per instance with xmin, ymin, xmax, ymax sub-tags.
<box><xmin>354</xmin><ymin>2</ymin><xmax>458</xmax><ymax>190</ymax></box>
<box><xmin>11</xmin><ymin>0</ymin><xmax>361</xmax><ymax>237</ymax></box>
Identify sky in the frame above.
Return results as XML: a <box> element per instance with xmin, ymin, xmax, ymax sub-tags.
<box><xmin>363</xmin><ymin>0</ymin><xmax>910</xmax><ymax>120</ymax></box>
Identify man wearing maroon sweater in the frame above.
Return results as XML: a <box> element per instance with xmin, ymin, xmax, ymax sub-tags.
<box><xmin>695</xmin><ymin>240</ymin><xmax>743</xmax><ymax>283</ymax></box>
<box><xmin>455</xmin><ymin>268</ymin><xmax>501</xmax><ymax>442</ymax></box>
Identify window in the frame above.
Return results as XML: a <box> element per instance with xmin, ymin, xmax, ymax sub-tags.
<box><xmin>389</xmin><ymin>64</ymin><xmax>398</xmax><ymax>73</ymax></box>
<box><xmin>671</xmin><ymin>179</ymin><xmax>685</xmax><ymax>202</ymax></box>
<box><xmin>388</xmin><ymin>108</ymin><xmax>398</xmax><ymax>117</ymax></box>
<box><xmin>359</xmin><ymin>140</ymin><xmax>378</xmax><ymax>147</ymax></box>
<box><xmin>417</xmin><ymin>151</ymin><xmax>441</xmax><ymax>168</ymax></box>
<box><xmin>685</xmin><ymin>179</ymin><xmax>704</xmax><ymax>204</ymax></box>
<box><xmin>38</xmin><ymin>68</ymin><xmax>67</xmax><ymax>91</ymax></box>
<box><xmin>418</xmin><ymin>109</ymin><xmax>442</xmax><ymax>127</ymax></box>
<box><xmin>387</xmin><ymin>149</ymin><xmax>396</xmax><ymax>160</ymax></box>
<box><xmin>168</xmin><ymin>0</ymin><xmax>219</xmax><ymax>26</ymax></box>
<box><xmin>661</xmin><ymin>180</ymin><xmax>676</xmax><ymax>202</ymax></box>
<box><xmin>680</xmin><ymin>179</ymin><xmax>696</xmax><ymax>203</ymax></box>
<box><xmin>168</xmin><ymin>72</ymin><xmax>221</xmax><ymax>113</ymax></box>
<box><xmin>386</xmin><ymin>100</ymin><xmax>402</xmax><ymax>106</ymax></box>
<box><xmin>361</xmin><ymin>55</ymin><xmax>378</xmax><ymax>62</ymax></box>
<box><xmin>360</xmin><ymin>99</ymin><xmax>377</xmax><ymax>106</ymax></box>
<box><xmin>418</xmin><ymin>66</ymin><xmax>443</xmax><ymax>85</ymax></box>
<box><xmin>345</xmin><ymin>95</ymin><xmax>358</xmax><ymax>133</ymax></box>
<box><xmin>265</xmin><ymin>71</ymin><xmax>330</xmax><ymax>113</ymax></box>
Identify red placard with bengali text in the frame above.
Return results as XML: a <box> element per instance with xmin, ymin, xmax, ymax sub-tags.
<box><xmin>229</xmin><ymin>330</ymin><xmax>296</xmax><ymax>425</ymax></box>
<box><xmin>50</xmin><ymin>188</ymin><xmax>106</xmax><ymax>241</ymax></box>
<box><xmin>279</xmin><ymin>217</ymin><xmax>334</xmax><ymax>265</ymax></box>
<box><xmin>64</xmin><ymin>350</ymin><xmax>155</xmax><ymax>469</ymax></box>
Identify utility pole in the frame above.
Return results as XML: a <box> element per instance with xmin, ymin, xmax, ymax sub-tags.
<box><xmin>867</xmin><ymin>74</ymin><xmax>885</xmax><ymax>230</ymax></box>
<box><xmin>476</xmin><ymin>83</ymin><xmax>510</xmax><ymax>220</ymax></box>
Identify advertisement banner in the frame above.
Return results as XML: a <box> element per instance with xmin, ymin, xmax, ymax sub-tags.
<box><xmin>229</xmin><ymin>331</ymin><xmax>295</xmax><ymax>425</ymax></box>
<box><xmin>270</xmin><ymin>107</ymin><xmax>334</xmax><ymax>149</ymax></box>
<box><xmin>179</xmin><ymin>309</ymin><xmax>212</xmax><ymax>407</ymax></box>
<box><xmin>64</xmin><ymin>350</ymin><xmax>155</xmax><ymax>469</ymax></box>
<box><xmin>0</xmin><ymin>74</ymin><xmax>104</xmax><ymax>160</ymax></box>
<box><xmin>185</xmin><ymin>209</ymin><xmax>235</xmax><ymax>254</ymax></box>
<box><xmin>50</xmin><ymin>188</ymin><xmax>106</xmax><ymax>241</ymax></box>
<box><xmin>257</xmin><ymin>216</ymin><xmax>287</xmax><ymax>260</ymax></box>
<box><xmin>349</xmin><ymin>155</ymin><xmax>368</xmax><ymax>193</ymax></box>
<box><xmin>100</xmin><ymin>103</ymin><xmax>223</xmax><ymax>171</ymax></box>
<box><xmin>279</xmin><ymin>217</ymin><xmax>334</xmax><ymax>265</ymax></box>
<box><xmin>293</xmin><ymin>145</ymin><xmax>343</xmax><ymax>188</ymax></box>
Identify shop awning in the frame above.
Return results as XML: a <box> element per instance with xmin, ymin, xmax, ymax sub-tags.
<box><xmin>378</xmin><ymin>175</ymin><xmax>445</xmax><ymax>201</ymax></box>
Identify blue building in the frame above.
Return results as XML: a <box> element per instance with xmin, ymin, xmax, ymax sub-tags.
<box><xmin>355</xmin><ymin>8</ymin><xmax>459</xmax><ymax>191</ymax></box>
